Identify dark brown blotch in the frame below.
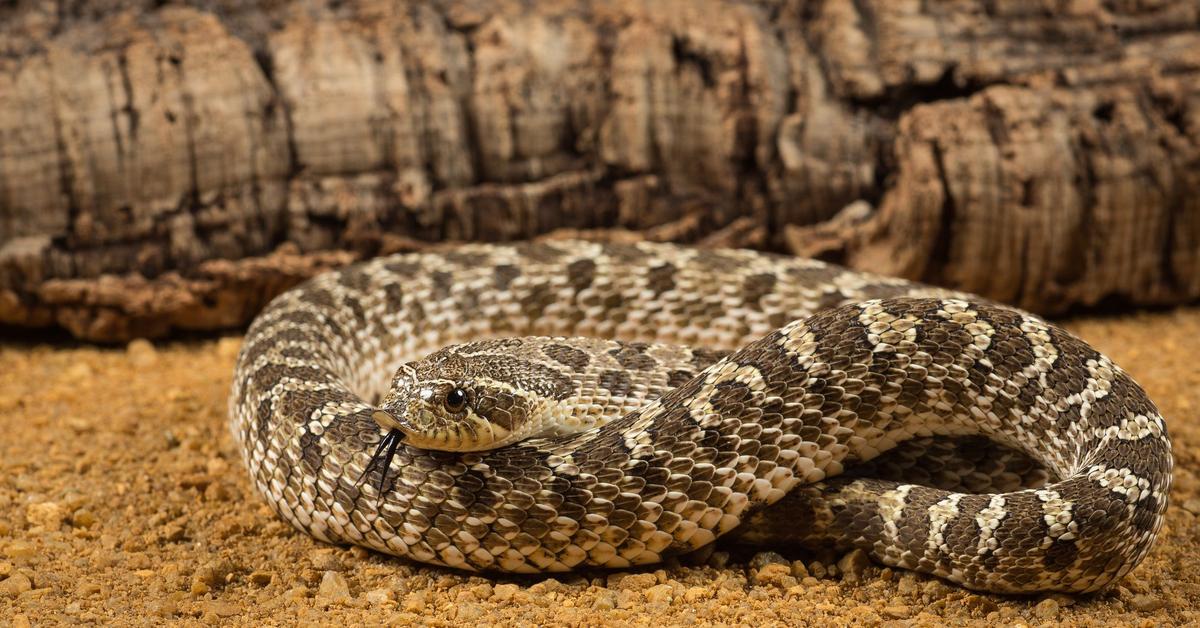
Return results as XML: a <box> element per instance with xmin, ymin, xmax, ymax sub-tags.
<box><xmin>695</xmin><ymin>250</ymin><xmax>745</xmax><ymax>273</ymax></box>
<box><xmin>384</xmin><ymin>259</ymin><xmax>422</xmax><ymax>277</ymax></box>
<box><xmin>494</xmin><ymin>265</ymin><xmax>521</xmax><ymax>291</ymax></box>
<box><xmin>442</xmin><ymin>250</ymin><xmax>491</xmax><ymax>268</ymax></box>
<box><xmin>345</xmin><ymin>295</ymin><xmax>367</xmax><ymax>325</ymax></box>
<box><xmin>646</xmin><ymin>263</ymin><xmax>677</xmax><ymax>295</ymax></box>
<box><xmin>254</xmin><ymin>397</ymin><xmax>275</xmax><ymax>444</ymax></box>
<box><xmin>519</xmin><ymin>283</ymin><xmax>557</xmax><ymax>322</ymax></box>
<box><xmin>464</xmin><ymin>354</ymin><xmax>576</xmax><ymax>401</ymax></box>
<box><xmin>300</xmin><ymin>288</ymin><xmax>338</xmax><ymax>310</ymax></box>
<box><xmin>299</xmin><ymin>430</ymin><xmax>324</xmax><ymax>476</ymax></box>
<box><xmin>431</xmin><ymin>270</ymin><xmax>454</xmax><ymax>301</ymax></box>
<box><xmin>599</xmin><ymin>369</ymin><xmax>633</xmax><ymax>397</ymax></box>
<box><xmin>609</xmin><ymin>342</ymin><xmax>658</xmax><ymax>370</ymax></box>
<box><xmin>383</xmin><ymin>282</ymin><xmax>404</xmax><ymax>308</ymax></box>
<box><xmin>514</xmin><ymin>242</ymin><xmax>570</xmax><ymax>264</ymax></box>
<box><xmin>338</xmin><ymin>267</ymin><xmax>372</xmax><ymax>292</ymax></box>
<box><xmin>667</xmin><ymin>370</ymin><xmax>695</xmax><ymax>388</ymax></box>
<box><xmin>543</xmin><ymin>344</ymin><xmax>591</xmax><ymax>370</ymax></box>
<box><xmin>690</xmin><ymin>348</ymin><xmax>727</xmax><ymax>370</ymax></box>
<box><xmin>567</xmin><ymin>259</ymin><xmax>596</xmax><ymax>293</ymax></box>
<box><xmin>741</xmin><ymin>272</ymin><xmax>777</xmax><ymax>309</ymax></box>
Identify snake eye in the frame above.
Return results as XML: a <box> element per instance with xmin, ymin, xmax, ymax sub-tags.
<box><xmin>444</xmin><ymin>387</ymin><xmax>468</xmax><ymax>412</ymax></box>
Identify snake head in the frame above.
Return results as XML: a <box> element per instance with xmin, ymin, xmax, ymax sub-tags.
<box><xmin>375</xmin><ymin>340</ymin><xmax>575</xmax><ymax>452</ymax></box>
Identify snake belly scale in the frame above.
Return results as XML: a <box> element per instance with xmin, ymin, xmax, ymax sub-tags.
<box><xmin>229</xmin><ymin>240</ymin><xmax>1172</xmax><ymax>593</ymax></box>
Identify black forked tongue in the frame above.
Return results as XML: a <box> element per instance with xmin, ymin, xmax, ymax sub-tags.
<box><xmin>356</xmin><ymin>428</ymin><xmax>405</xmax><ymax>495</ymax></box>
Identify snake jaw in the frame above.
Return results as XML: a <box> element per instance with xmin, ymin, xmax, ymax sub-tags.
<box><xmin>372</xmin><ymin>409</ymin><xmax>407</xmax><ymax>432</ymax></box>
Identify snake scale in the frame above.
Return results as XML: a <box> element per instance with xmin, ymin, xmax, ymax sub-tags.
<box><xmin>229</xmin><ymin>240</ymin><xmax>1172</xmax><ymax>593</ymax></box>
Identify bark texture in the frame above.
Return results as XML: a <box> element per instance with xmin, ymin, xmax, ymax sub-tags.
<box><xmin>1</xmin><ymin>0</ymin><xmax>1198</xmax><ymax>340</ymax></box>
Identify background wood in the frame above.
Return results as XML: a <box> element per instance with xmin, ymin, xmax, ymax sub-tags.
<box><xmin>1</xmin><ymin>0</ymin><xmax>1198</xmax><ymax>340</ymax></box>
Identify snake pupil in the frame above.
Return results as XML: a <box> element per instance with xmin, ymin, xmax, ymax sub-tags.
<box><xmin>445</xmin><ymin>387</ymin><xmax>467</xmax><ymax>412</ymax></box>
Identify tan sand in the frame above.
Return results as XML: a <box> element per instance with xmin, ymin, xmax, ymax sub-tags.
<box><xmin>1</xmin><ymin>308</ymin><xmax>1198</xmax><ymax>626</ymax></box>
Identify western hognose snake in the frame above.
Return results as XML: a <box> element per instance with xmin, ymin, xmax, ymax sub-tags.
<box><xmin>229</xmin><ymin>240</ymin><xmax>1172</xmax><ymax>593</ymax></box>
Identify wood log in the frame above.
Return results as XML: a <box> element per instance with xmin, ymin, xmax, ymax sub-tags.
<box><xmin>1</xmin><ymin>1</ymin><xmax>1197</xmax><ymax>340</ymax></box>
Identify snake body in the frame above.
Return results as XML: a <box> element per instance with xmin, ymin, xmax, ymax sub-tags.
<box><xmin>229</xmin><ymin>240</ymin><xmax>1172</xmax><ymax>593</ymax></box>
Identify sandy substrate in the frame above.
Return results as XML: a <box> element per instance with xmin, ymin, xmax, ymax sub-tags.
<box><xmin>1</xmin><ymin>308</ymin><xmax>1198</xmax><ymax>626</ymax></box>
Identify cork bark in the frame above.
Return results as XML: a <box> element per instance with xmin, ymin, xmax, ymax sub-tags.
<box><xmin>1</xmin><ymin>1</ymin><xmax>1198</xmax><ymax>340</ymax></box>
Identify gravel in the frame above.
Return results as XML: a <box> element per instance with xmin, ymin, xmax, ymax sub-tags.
<box><xmin>1</xmin><ymin>311</ymin><xmax>1198</xmax><ymax>624</ymax></box>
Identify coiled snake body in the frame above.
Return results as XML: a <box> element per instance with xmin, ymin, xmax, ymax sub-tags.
<box><xmin>230</xmin><ymin>240</ymin><xmax>1171</xmax><ymax>593</ymax></box>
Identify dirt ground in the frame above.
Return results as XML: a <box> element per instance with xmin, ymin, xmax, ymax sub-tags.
<box><xmin>1</xmin><ymin>308</ymin><xmax>1198</xmax><ymax>626</ymax></box>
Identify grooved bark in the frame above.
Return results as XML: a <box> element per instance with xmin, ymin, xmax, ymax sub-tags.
<box><xmin>1</xmin><ymin>1</ymin><xmax>1198</xmax><ymax>340</ymax></box>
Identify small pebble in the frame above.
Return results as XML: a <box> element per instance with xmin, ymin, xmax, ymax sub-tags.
<box><xmin>66</xmin><ymin>363</ymin><xmax>94</xmax><ymax>379</ymax></box>
<box><xmin>5</xmin><ymin>541</ymin><xmax>36</xmax><ymax>562</ymax></box>
<box><xmin>469</xmin><ymin>583</ymin><xmax>493</xmax><ymax>600</ymax></box>
<box><xmin>1130</xmin><ymin>594</ymin><xmax>1164</xmax><ymax>612</ymax></box>
<box><xmin>201</xmin><ymin>601</ymin><xmax>240</xmax><ymax>618</ymax></box>
<box><xmin>0</xmin><ymin>573</ymin><xmax>32</xmax><ymax>597</ymax></box>
<box><xmin>809</xmin><ymin>561</ymin><xmax>828</xmax><ymax>579</ymax></box>
<box><xmin>153</xmin><ymin>597</ymin><xmax>179</xmax><ymax>618</ymax></box>
<box><xmin>617</xmin><ymin>589</ymin><xmax>640</xmax><ymax>609</ymax></box>
<box><xmin>836</xmin><ymin>549</ymin><xmax>871</xmax><ymax>582</ymax></box>
<box><xmin>248</xmin><ymin>571</ymin><xmax>273</xmax><ymax>587</ymax></box>
<box><xmin>791</xmin><ymin>560</ymin><xmax>810</xmax><ymax>579</ymax></box>
<box><xmin>127</xmin><ymin>339</ymin><xmax>158</xmax><ymax>366</ymax></box>
<box><xmin>645</xmin><ymin>583</ymin><xmax>674</xmax><ymax>604</ymax></box>
<box><xmin>1048</xmin><ymin>593</ymin><xmax>1076</xmax><ymax>607</ymax></box>
<box><xmin>964</xmin><ymin>594</ymin><xmax>999</xmax><ymax>614</ymax></box>
<box><xmin>752</xmin><ymin>563</ymin><xmax>796</xmax><ymax>588</ymax></box>
<box><xmin>1182</xmin><ymin>498</ymin><xmax>1200</xmax><ymax>516</ymax></box>
<box><xmin>316</xmin><ymin>571</ymin><xmax>351</xmax><ymax>605</ymax></box>
<box><xmin>190</xmin><ymin>559</ymin><xmax>236</xmax><ymax>595</ymax></box>
<box><xmin>922</xmin><ymin>579</ymin><xmax>952</xmax><ymax>597</ymax></box>
<box><xmin>608</xmin><ymin>572</ymin><xmax>656</xmax><ymax>590</ymax></box>
<box><xmin>749</xmin><ymin>551</ymin><xmax>790</xmax><ymax>571</ymax></box>
<box><xmin>720</xmin><ymin>575</ymin><xmax>747</xmax><ymax>590</ymax></box>
<box><xmin>160</xmin><ymin>524</ymin><xmax>186</xmax><ymax>543</ymax></box>
<box><xmin>364</xmin><ymin>588</ymin><xmax>394</xmax><ymax>604</ymax></box>
<box><xmin>455</xmin><ymin>602</ymin><xmax>484</xmax><ymax>621</ymax></box>
<box><xmin>203</xmin><ymin>483</ymin><xmax>230</xmax><ymax>502</ymax></box>
<box><xmin>310</xmin><ymin>549</ymin><xmax>343</xmax><ymax>571</ymax></box>
<box><xmin>881</xmin><ymin>605</ymin><xmax>911</xmax><ymax>619</ymax></box>
<box><xmin>492</xmin><ymin>583</ymin><xmax>520</xmax><ymax>602</ymax></box>
<box><xmin>1034</xmin><ymin>597</ymin><xmax>1060</xmax><ymax>619</ymax></box>
<box><xmin>529</xmin><ymin>578</ymin><xmax>562</xmax><ymax>595</ymax></box>
<box><xmin>71</xmin><ymin>509</ymin><xmax>97</xmax><ymax>529</ymax></box>
<box><xmin>27</xmin><ymin>501</ymin><xmax>66</xmax><ymax>528</ymax></box>
<box><xmin>592</xmin><ymin>590</ymin><xmax>617</xmax><ymax>610</ymax></box>
<box><xmin>403</xmin><ymin>591</ymin><xmax>428</xmax><ymax>612</ymax></box>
